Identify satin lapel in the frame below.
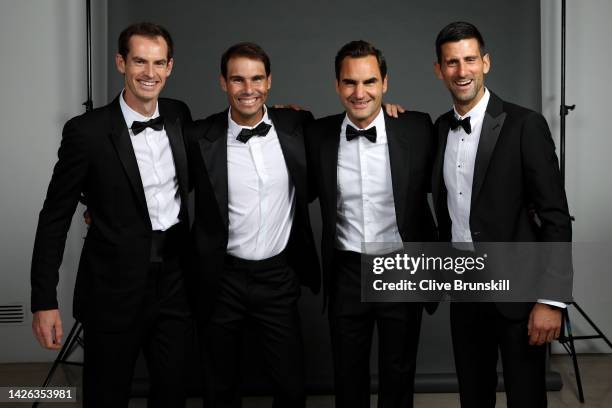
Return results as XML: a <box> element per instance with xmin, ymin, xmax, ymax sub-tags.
<box><xmin>471</xmin><ymin>94</ymin><xmax>506</xmax><ymax>209</ymax></box>
<box><xmin>432</xmin><ymin>112</ymin><xmax>452</xmax><ymax>208</ymax></box>
<box><xmin>321</xmin><ymin>116</ymin><xmax>343</xmax><ymax>223</ymax></box>
<box><xmin>268</xmin><ymin>110</ymin><xmax>305</xmax><ymax>199</ymax></box>
<box><xmin>198</xmin><ymin>114</ymin><xmax>229</xmax><ymax>229</ymax></box>
<box><xmin>163</xmin><ymin>115</ymin><xmax>189</xmax><ymax>207</ymax></box>
<box><xmin>108</xmin><ymin>98</ymin><xmax>149</xmax><ymax>222</ymax></box>
<box><xmin>385</xmin><ymin>113</ymin><xmax>412</xmax><ymax>230</ymax></box>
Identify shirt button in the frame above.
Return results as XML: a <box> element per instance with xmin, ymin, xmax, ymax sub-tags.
<box><xmin>461</xmin><ymin>138</ymin><xmax>464</xmax><ymax>141</ymax></box>
<box><xmin>459</xmin><ymin>192</ymin><xmax>463</xmax><ymax>195</ymax></box>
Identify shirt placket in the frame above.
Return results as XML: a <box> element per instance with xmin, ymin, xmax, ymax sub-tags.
<box><xmin>250</xmin><ymin>140</ymin><xmax>267</xmax><ymax>258</ymax></box>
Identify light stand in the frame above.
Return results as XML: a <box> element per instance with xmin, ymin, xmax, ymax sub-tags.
<box><xmin>556</xmin><ymin>0</ymin><xmax>612</xmax><ymax>403</ymax></box>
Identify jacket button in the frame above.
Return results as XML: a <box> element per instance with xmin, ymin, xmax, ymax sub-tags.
<box><xmin>473</xmin><ymin>231</ymin><xmax>480</xmax><ymax>236</ymax></box>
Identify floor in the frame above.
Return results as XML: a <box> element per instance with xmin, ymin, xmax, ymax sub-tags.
<box><xmin>0</xmin><ymin>355</ymin><xmax>610</xmax><ymax>407</ymax></box>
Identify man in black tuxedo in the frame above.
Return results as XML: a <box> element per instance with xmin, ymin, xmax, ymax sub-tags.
<box><xmin>31</xmin><ymin>23</ymin><xmax>192</xmax><ymax>408</ymax></box>
<box><xmin>185</xmin><ymin>42</ymin><xmax>320</xmax><ymax>408</ymax></box>
<box><xmin>431</xmin><ymin>22</ymin><xmax>572</xmax><ymax>407</ymax></box>
<box><xmin>305</xmin><ymin>41</ymin><xmax>436</xmax><ymax>408</ymax></box>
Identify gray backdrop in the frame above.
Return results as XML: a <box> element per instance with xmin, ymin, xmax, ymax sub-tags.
<box><xmin>107</xmin><ymin>0</ymin><xmax>543</xmax><ymax>394</ymax></box>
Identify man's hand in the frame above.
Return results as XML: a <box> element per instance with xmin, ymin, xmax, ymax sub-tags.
<box><xmin>32</xmin><ymin>309</ymin><xmax>63</xmax><ymax>350</ymax></box>
<box><xmin>383</xmin><ymin>103</ymin><xmax>406</xmax><ymax>118</ymax></box>
<box><xmin>528</xmin><ymin>303</ymin><xmax>562</xmax><ymax>345</ymax></box>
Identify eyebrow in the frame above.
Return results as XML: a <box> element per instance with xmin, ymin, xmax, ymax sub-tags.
<box><xmin>341</xmin><ymin>77</ymin><xmax>378</xmax><ymax>85</ymax></box>
<box><xmin>229</xmin><ymin>74</ymin><xmax>266</xmax><ymax>81</ymax></box>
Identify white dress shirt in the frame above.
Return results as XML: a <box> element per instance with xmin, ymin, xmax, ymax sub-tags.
<box><xmin>226</xmin><ymin>106</ymin><xmax>295</xmax><ymax>260</ymax></box>
<box><xmin>443</xmin><ymin>88</ymin><xmax>564</xmax><ymax>308</ymax></box>
<box><xmin>444</xmin><ymin>88</ymin><xmax>490</xmax><ymax>244</ymax></box>
<box><xmin>119</xmin><ymin>92</ymin><xmax>180</xmax><ymax>231</ymax></box>
<box><xmin>336</xmin><ymin>108</ymin><xmax>402</xmax><ymax>254</ymax></box>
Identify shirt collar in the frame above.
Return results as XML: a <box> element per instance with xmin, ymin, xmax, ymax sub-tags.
<box><xmin>453</xmin><ymin>87</ymin><xmax>490</xmax><ymax>122</ymax></box>
<box><xmin>119</xmin><ymin>90</ymin><xmax>160</xmax><ymax>130</ymax></box>
<box><xmin>342</xmin><ymin>107</ymin><xmax>386</xmax><ymax>142</ymax></box>
<box><xmin>227</xmin><ymin>105</ymin><xmax>271</xmax><ymax>140</ymax></box>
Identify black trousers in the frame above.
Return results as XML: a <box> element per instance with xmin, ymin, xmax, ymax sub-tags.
<box><xmin>329</xmin><ymin>250</ymin><xmax>423</xmax><ymax>408</ymax></box>
<box><xmin>450</xmin><ymin>302</ymin><xmax>547</xmax><ymax>408</ymax></box>
<box><xmin>82</xmin><ymin>257</ymin><xmax>191</xmax><ymax>408</ymax></box>
<box><xmin>202</xmin><ymin>252</ymin><xmax>305</xmax><ymax>408</ymax></box>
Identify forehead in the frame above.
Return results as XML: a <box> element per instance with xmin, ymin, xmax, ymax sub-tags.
<box><xmin>440</xmin><ymin>38</ymin><xmax>482</xmax><ymax>59</ymax></box>
<box><xmin>339</xmin><ymin>55</ymin><xmax>382</xmax><ymax>79</ymax></box>
<box><xmin>226</xmin><ymin>56</ymin><xmax>267</xmax><ymax>76</ymax></box>
<box><xmin>127</xmin><ymin>35</ymin><xmax>168</xmax><ymax>58</ymax></box>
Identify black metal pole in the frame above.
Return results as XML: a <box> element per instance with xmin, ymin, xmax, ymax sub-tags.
<box><xmin>84</xmin><ymin>0</ymin><xmax>93</xmax><ymax>112</ymax></box>
<box><xmin>560</xmin><ymin>0</ymin><xmax>566</xmax><ymax>182</ymax></box>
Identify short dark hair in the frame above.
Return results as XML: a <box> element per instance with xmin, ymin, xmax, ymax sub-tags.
<box><xmin>220</xmin><ymin>42</ymin><xmax>271</xmax><ymax>78</ymax></box>
<box><xmin>118</xmin><ymin>22</ymin><xmax>174</xmax><ymax>61</ymax></box>
<box><xmin>435</xmin><ymin>21</ymin><xmax>486</xmax><ymax>63</ymax></box>
<box><xmin>334</xmin><ymin>40</ymin><xmax>387</xmax><ymax>81</ymax></box>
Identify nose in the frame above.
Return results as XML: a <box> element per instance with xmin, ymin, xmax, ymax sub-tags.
<box><xmin>144</xmin><ymin>63</ymin><xmax>155</xmax><ymax>78</ymax></box>
<box><xmin>244</xmin><ymin>80</ymin><xmax>253</xmax><ymax>94</ymax></box>
<box><xmin>457</xmin><ymin>61</ymin><xmax>468</xmax><ymax>77</ymax></box>
<box><xmin>354</xmin><ymin>83</ymin><xmax>365</xmax><ymax>99</ymax></box>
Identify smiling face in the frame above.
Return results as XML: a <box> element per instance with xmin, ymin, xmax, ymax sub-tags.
<box><xmin>434</xmin><ymin>38</ymin><xmax>490</xmax><ymax>115</ymax></box>
<box><xmin>336</xmin><ymin>55</ymin><xmax>388</xmax><ymax>129</ymax></box>
<box><xmin>115</xmin><ymin>34</ymin><xmax>172</xmax><ymax>116</ymax></box>
<box><xmin>220</xmin><ymin>56</ymin><xmax>271</xmax><ymax>126</ymax></box>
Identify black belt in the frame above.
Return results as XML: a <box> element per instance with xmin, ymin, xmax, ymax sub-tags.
<box><xmin>150</xmin><ymin>222</ymin><xmax>185</xmax><ymax>262</ymax></box>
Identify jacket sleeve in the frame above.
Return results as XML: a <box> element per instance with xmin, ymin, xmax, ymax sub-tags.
<box><xmin>31</xmin><ymin>118</ymin><xmax>90</xmax><ymax>312</ymax></box>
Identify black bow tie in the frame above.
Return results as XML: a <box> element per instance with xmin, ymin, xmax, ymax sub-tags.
<box><xmin>131</xmin><ymin>116</ymin><xmax>164</xmax><ymax>135</ymax></box>
<box><xmin>236</xmin><ymin>122</ymin><xmax>272</xmax><ymax>143</ymax></box>
<box><xmin>346</xmin><ymin>124</ymin><xmax>377</xmax><ymax>143</ymax></box>
<box><xmin>449</xmin><ymin>116</ymin><xmax>471</xmax><ymax>134</ymax></box>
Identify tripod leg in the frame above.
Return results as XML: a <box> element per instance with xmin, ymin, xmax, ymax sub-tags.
<box><xmin>32</xmin><ymin>321</ymin><xmax>82</xmax><ymax>408</ymax></box>
<box><xmin>563</xmin><ymin>309</ymin><xmax>585</xmax><ymax>403</ymax></box>
<box><xmin>572</xmin><ymin>302</ymin><xmax>612</xmax><ymax>349</ymax></box>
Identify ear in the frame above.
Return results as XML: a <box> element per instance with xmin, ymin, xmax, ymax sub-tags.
<box><xmin>335</xmin><ymin>78</ymin><xmax>340</xmax><ymax>95</ymax></box>
<box><xmin>434</xmin><ymin>61</ymin><xmax>443</xmax><ymax>80</ymax></box>
<box><xmin>115</xmin><ymin>53</ymin><xmax>126</xmax><ymax>74</ymax></box>
<box><xmin>267</xmin><ymin>73</ymin><xmax>272</xmax><ymax>90</ymax></box>
<box><xmin>220</xmin><ymin>75</ymin><xmax>228</xmax><ymax>92</ymax></box>
<box><xmin>166</xmin><ymin>58</ymin><xmax>174</xmax><ymax>77</ymax></box>
<box><xmin>382</xmin><ymin>75</ymin><xmax>388</xmax><ymax>94</ymax></box>
<box><xmin>482</xmin><ymin>53</ymin><xmax>491</xmax><ymax>75</ymax></box>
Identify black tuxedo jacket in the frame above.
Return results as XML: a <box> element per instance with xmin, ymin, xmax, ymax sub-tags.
<box><xmin>305</xmin><ymin>111</ymin><xmax>437</xmax><ymax>304</ymax></box>
<box><xmin>31</xmin><ymin>96</ymin><xmax>192</xmax><ymax>330</ymax></box>
<box><xmin>185</xmin><ymin>108</ymin><xmax>321</xmax><ymax>319</ymax></box>
<box><xmin>432</xmin><ymin>91</ymin><xmax>572</xmax><ymax>318</ymax></box>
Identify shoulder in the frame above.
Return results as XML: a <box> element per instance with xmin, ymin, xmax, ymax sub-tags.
<box><xmin>159</xmin><ymin>97</ymin><xmax>192</xmax><ymax>122</ymax></box>
<box><xmin>393</xmin><ymin>110</ymin><xmax>433</xmax><ymax>125</ymax></box>
<box><xmin>63</xmin><ymin>102</ymin><xmax>114</xmax><ymax>135</ymax></box>
<box><xmin>268</xmin><ymin>107</ymin><xmax>315</xmax><ymax>131</ymax></box>
<box><xmin>185</xmin><ymin>110</ymin><xmax>225</xmax><ymax>138</ymax></box>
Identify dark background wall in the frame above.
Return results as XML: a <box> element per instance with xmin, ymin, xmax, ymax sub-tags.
<box><xmin>108</xmin><ymin>0</ymin><xmax>541</xmax><ymax>119</ymax></box>
<box><xmin>107</xmin><ymin>0</ymin><xmax>542</xmax><ymax>393</ymax></box>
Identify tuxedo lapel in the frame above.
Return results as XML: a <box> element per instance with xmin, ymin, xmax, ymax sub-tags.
<box><xmin>321</xmin><ymin>116</ymin><xmax>343</xmax><ymax>223</ymax></box>
<box><xmin>108</xmin><ymin>97</ymin><xmax>150</xmax><ymax>223</ymax></box>
<box><xmin>471</xmin><ymin>93</ymin><xmax>506</xmax><ymax>209</ymax></box>
<box><xmin>432</xmin><ymin>111</ymin><xmax>452</xmax><ymax>208</ymax></box>
<box><xmin>268</xmin><ymin>110</ymin><xmax>306</xmax><ymax>200</ymax></box>
<box><xmin>199</xmin><ymin>114</ymin><xmax>229</xmax><ymax>228</ymax></box>
<box><xmin>161</xmin><ymin>110</ymin><xmax>189</xmax><ymax>208</ymax></box>
<box><xmin>385</xmin><ymin>113</ymin><xmax>412</xmax><ymax>230</ymax></box>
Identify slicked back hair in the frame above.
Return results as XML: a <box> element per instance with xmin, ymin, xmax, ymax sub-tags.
<box><xmin>334</xmin><ymin>40</ymin><xmax>387</xmax><ymax>80</ymax></box>
<box><xmin>118</xmin><ymin>22</ymin><xmax>174</xmax><ymax>61</ymax></box>
<box><xmin>220</xmin><ymin>42</ymin><xmax>271</xmax><ymax>78</ymax></box>
<box><xmin>435</xmin><ymin>21</ymin><xmax>486</xmax><ymax>63</ymax></box>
